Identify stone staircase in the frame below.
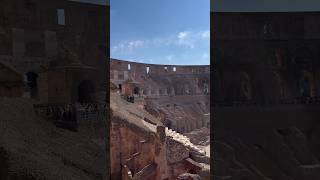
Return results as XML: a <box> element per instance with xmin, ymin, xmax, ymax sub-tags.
<box><xmin>165</xmin><ymin>127</ymin><xmax>206</xmax><ymax>155</ymax></box>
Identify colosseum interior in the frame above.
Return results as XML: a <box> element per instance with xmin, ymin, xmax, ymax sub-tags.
<box><xmin>110</xmin><ymin>59</ymin><xmax>210</xmax><ymax>179</ymax></box>
<box><xmin>212</xmin><ymin>11</ymin><xmax>320</xmax><ymax>180</ymax></box>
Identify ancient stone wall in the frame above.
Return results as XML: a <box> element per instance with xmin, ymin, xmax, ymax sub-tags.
<box><xmin>0</xmin><ymin>0</ymin><xmax>107</xmax><ymax>103</ymax></box>
<box><xmin>212</xmin><ymin>11</ymin><xmax>320</xmax><ymax>180</ymax></box>
<box><xmin>110</xmin><ymin>59</ymin><xmax>210</xmax><ymax>97</ymax></box>
<box><xmin>213</xmin><ymin>12</ymin><xmax>320</xmax><ymax>104</ymax></box>
<box><xmin>148</xmin><ymin>95</ymin><xmax>210</xmax><ymax>133</ymax></box>
<box><xmin>0</xmin><ymin>61</ymin><xmax>23</xmax><ymax>98</ymax></box>
<box><xmin>110</xmin><ymin>116</ymin><xmax>167</xmax><ymax>180</ymax></box>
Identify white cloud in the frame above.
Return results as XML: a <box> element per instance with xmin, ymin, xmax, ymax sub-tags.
<box><xmin>111</xmin><ymin>29</ymin><xmax>209</xmax><ymax>55</ymax></box>
<box><xmin>128</xmin><ymin>40</ymin><xmax>144</xmax><ymax>49</ymax></box>
<box><xmin>200</xmin><ymin>30</ymin><xmax>210</xmax><ymax>39</ymax></box>
<box><xmin>177</xmin><ymin>31</ymin><xmax>194</xmax><ymax>49</ymax></box>
<box><xmin>111</xmin><ymin>40</ymin><xmax>146</xmax><ymax>54</ymax></box>
<box><xmin>178</xmin><ymin>31</ymin><xmax>189</xmax><ymax>39</ymax></box>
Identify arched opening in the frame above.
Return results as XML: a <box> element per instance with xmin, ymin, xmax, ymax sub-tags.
<box><xmin>26</xmin><ymin>71</ymin><xmax>38</xmax><ymax>99</ymax></box>
<box><xmin>274</xmin><ymin>49</ymin><xmax>284</xmax><ymax>67</ymax></box>
<box><xmin>146</xmin><ymin>66</ymin><xmax>150</xmax><ymax>74</ymax></box>
<box><xmin>165</xmin><ymin>119</ymin><xmax>172</xmax><ymax>129</ymax></box>
<box><xmin>203</xmin><ymin>83</ymin><xmax>209</xmax><ymax>95</ymax></box>
<box><xmin>300</xmin><ymin>77</ymin><xmax>311</xmax><ymax>97</ymax></box>
<box><xmin>78</xmin><ymin>80</ymin><xmax>95</xmax><ymax>103</ymax></box>
<box><xmin>143</xmin><ymin>87</ymin><xmax>147</xmax><ymax>95</ymax></box>
<box><xmin>188</xmin><ymin>169</ymin><xmax>197</xmax><ymax>174</ymax></box>
<box><xmin>271</xmin><ymin>72</ymin><xmax>286</xmax><ymax>101</ymax></box>
<box><xmin>118</xmin><ymin>84</ymin><xmax>122</xmax><ymax>92</ymax></box>
<box><xmin>298</xmin><ymin>70</ymin><xmax>314</xmax><ymax>98</ymax></box>
<box><xmin>166</xmin><ymin>87</ymin><xmax>171</xmax><ymax>95</ymax></box>
<box><xmin>134</xmin><ymin>87</ymin><xmax>140</xmax><ymax>95</ymax></box>
<box><xmin>184</xmin><ymin>84</ymin><xmax>190</xmax><ymax>95</ymax></box>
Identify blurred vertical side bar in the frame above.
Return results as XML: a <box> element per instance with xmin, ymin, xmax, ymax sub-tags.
<box><xmin>106</xmin><ymin>0</ymin><xmax>111</xmax><ymax>179</ymax></box>
<box><xmin>211</xmin><ymin>0</ymin><xmax>320</xmax><ymax>179</ymax></box>
<box><xmin>210</xmin><ymin>0</ymin><xmax>214</xmax><ymax>180</ymax></box>
<box><xmin>0</xmin><ymin>0</ymin><xmax>109</xmax><ymax>179</ymax></box>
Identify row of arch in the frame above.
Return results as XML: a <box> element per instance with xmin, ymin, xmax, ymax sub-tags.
<box><xmin>213</xmin><ymin>46</ymin><xmax>317</xmax><ymax>67</ymax></box>
<box><xmin>24</xmin><ymin>71</ymin><xmax>96</xmax><ymax>103</ymax></box>
<box><xmin>168</xmin><ymin>119</ymin><xmax>209</xmax><ymax>134</ymax></box>
<box><xmin>126</xmin><ymin>63</ymin><xmax>177</xmax><ymax>74</ymax></box>
<box><xmin>214</xmin><ymin>70</ymin><xmax>317</xmax><ymax>103</ymax></box>
<box><xmin>133</xmin><ymin>83</ymin><xmax>209</xmax><ymax>96</ymax></box>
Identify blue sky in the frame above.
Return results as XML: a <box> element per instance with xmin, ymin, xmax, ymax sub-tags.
<box><xmin>111</xmin><ymin>0</ymin><xmax>210</xmax><ymax>65</ymax></box>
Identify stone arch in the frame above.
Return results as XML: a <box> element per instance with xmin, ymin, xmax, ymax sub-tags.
<box><xmin>147</xmin><ymin>86</ymin><xmax>152</xmax><ymax>95</ymax></box>
<box><xmin>196</xmin><ymin>120</ymin><xmax>200</xmax><ymax>129</ymax></box>
<box><xmin>78</xmin><ymin>80</ymin><xmax>95</xmax><ymax>103</ymax></box>
<box><xmin>274</xmin><ymin>48</ymin><xmax>284</xmax><ymax>67</ymax></box>
<box><xmin>118</xmin><ymin>84</ymin><xmax>122</xmax><ymax>92</ymax></box>
<box><xmin>184</xmin><ymin>84</ymin><xmax>190</xmax><ymax>95</ymax></box>
<box><xmin>270</xmin><ymin>71</ymin><xmax>286</xmax><ymax>100</ymax></box>
<box><xmin>134</xmin><ymin>86</ymin><xmax>140</xmax><ymax>95</ymax></box>
<box><xmin>173</xmin><ymin>82</ymin><xmax>182</xmax><ymax>95</ymax></box>
<box><xmin>298</xmin><ymin>70</ymin><xmax>315</xmax><ymax>98</ymax></box>
<box><xmin>166</xmin><ymin>87</ymin><xmax>171</xmax><ymax>95</ymax></box>
<box><xmin>159</xmin><ymin>88</ymin><xmax>164</xmax><ymax>95</ymax></box>
<box><xmin>26</xmin><ymin>71</ymin><xmax>39</xmax><ymax>99</ymax></box>
<box><xmin>165</xmin><ymin>119</ymin><xmax>172</xmax><ymax>129</ymax></box>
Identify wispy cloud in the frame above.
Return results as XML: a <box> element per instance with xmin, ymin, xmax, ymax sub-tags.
<box><xmin>111</xmin><ymin>29</ymin><xmax>209</xmax><ymax>56</ymax></box>
<box><xmin>200</xmin><ymin>30</ymin><xmax>210</xmax><ymax>39</ymax></box>
<box><xmin>178</xmin><ymin>31</ymin><xmax>189</xmax><ymax>39</ymax></box>
<box><xmin>177</xmin><ymin>31</ymin><xmax>195</xmax><ymax>48</ymax></box>
<box><xmin>111</xmin><ymin>40</ymin><xmax>146</xmax><ymax>54</ymax></box>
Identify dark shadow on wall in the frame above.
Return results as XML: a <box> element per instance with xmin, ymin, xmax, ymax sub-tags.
<box><xmin>26</xmin><ymin>71</ymin><xmax>38</xmax><ymax>99</ymax></box>
<box><xmin>78</xmin><ymin>80</ymin><xmax>95</xmax><ymax>103</ymax></box>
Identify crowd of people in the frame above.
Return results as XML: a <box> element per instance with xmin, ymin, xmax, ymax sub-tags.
<box><xmin>34</xmin><ymin>102</ymin><xmax>107</xmax><ymax>131</ymax></box>
<box><xmin>57</xmin><ymin>104</ymin><xmax>78</xmax><ymax>123</ymax></box>
<box><xmin>126</xmin><ymin>94</ymin><xmax>135</xmax><ymax>103</ymax></box>
<box><xmin>40</xmin><ymin>103</ymin><xmax>106</xmax><ymax>122</ymax></box>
